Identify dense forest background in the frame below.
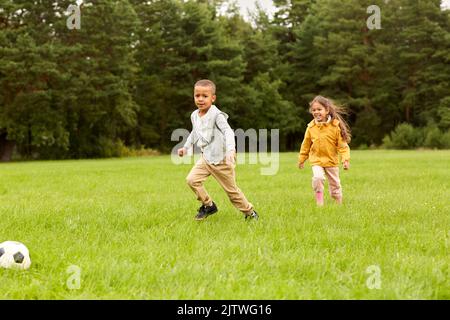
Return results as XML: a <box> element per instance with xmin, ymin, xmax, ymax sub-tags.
<box><xmin>1</xmin><ymin>0</ymin><xmax>449</xmax><ymax>160</ymax></box>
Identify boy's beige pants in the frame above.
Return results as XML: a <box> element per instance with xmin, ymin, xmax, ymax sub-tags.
<box><xmin>312</xmin><ymin>165</ymin><xmax>342</xmax><ymax>199</ymax></box>
<box><xmin>186</xmin><ymin>156</ymin><xmax>253</xmax><ymax>214</ymax></box>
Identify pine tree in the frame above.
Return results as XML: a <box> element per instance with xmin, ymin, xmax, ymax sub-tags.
<box><xmin>391</xmin><ymin>0</ymin><xmax>450</xmax><ymax>127</ymax></box>
<box><xmin>0</xmin><ymin>0</ymin><xmax>69</xmax><ymax>159</ymax></box>
<box><xmin>56</xmin><ymin>0</ymin><xmax>140</xmax><ymax>157</ymax></box>
<box><xmin>133</xmin><ymin>0</ymin><xmax>247</xmax><ymax>151</ymax></box>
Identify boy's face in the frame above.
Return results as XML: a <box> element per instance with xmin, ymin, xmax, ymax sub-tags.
<box><xmin>194</xmin><ymin>85</ymin><xmax>216</xmax><ymax>113</ymax></box>
<box><xmin>310</xmin><ymin>102</ymin><xmax>329</xmax><ymax>122</ymax></box>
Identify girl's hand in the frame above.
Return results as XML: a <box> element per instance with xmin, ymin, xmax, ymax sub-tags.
<box><xmin>343</xmin><ymin>160</ymin><xmax>350</xmax><ymax>170</ymax></box>
<box><xmin>298</xmin><ymin>162</ymin><xmax>304</xmax><ymax>169</ymax></box>
<box><xmin>177</xmin><ymin>147</ymin><xmax>186</xmax><ymax>157</ymax></box>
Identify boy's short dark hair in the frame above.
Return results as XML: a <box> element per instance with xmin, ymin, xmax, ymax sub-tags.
<box><xmin>194</xmin><ymin>79</ymin><xmax>216</xmax><ymax>94</ymax></box>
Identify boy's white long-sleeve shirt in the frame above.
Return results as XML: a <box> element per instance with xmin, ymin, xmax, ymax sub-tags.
<box><xmin>183</xmin><ymin>105</ymin><xmax>235</xmax><ymax>164</ymax></box>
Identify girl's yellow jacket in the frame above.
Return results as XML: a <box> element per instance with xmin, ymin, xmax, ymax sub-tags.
<box><xmin>298</xmin><ymin>118</ymin><xmax>350</xmax><ymax>167</ymax></box>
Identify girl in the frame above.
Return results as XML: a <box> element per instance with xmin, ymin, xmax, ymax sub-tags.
<box><xmin>298</xmin><ymin>95</ymin><xmax>351</xmax><ymax>205</ymax></box>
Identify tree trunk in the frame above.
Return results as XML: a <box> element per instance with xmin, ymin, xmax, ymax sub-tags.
<box><xmin>0</xmin><ymin>133</ymin><xmax>16</xmax><ymax>162</ymax></box>
<box><xmin>405</xmin><ymin>105</ymin><xmax>410</xmax><ymax>123</ymax></box>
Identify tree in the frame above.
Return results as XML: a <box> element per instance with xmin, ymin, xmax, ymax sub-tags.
<box><xmin>54</xmin><ymin>0</ymin><xmax>140</xmax><ymax>158</ymax></box>
<box><xmin>392</xmin><ymin>0</ymin><xmax>450</xmax><ymax>127</ymax></box>
<box><xmin>0</xmin><ymin>0</ymin><xmax>69</xmax><ymax>159</ymax></box>
<box><xmin>133</xmin><ymin>0</ymin><xmax>247</xmax><ymax>151</ymax></box>
<box><xmin>276</xmin><ymin>0</ymin><xmax>450</xmax><ymax>146</ymax></box>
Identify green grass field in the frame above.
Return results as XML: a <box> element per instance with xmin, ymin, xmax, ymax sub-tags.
<box><xmin>0</xmin><ymin>151</ymin><xmax>449</xmax><ymax>299</ymax></box>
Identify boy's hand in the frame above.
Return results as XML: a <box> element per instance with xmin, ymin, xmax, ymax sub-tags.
<box><xmin>298</xmin><ymin>162</ymin><xmax>304</xmax><ymax>169</ymax></box>
<box><xmin>177</xmin><ymin>147</ymin><xmax>187</xmax><ymax>157</ymax></box>
<box><xmin>343</xmin><ymin>160</ymin><xmax>350</xmax><ymax>170</ymax></box>
<box><xmin>225</xmin><ymin>150</ymin><xmax>236</xmax><ymax>165</ymax></box>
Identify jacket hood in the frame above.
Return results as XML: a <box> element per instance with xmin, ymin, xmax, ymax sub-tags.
<box><xmin>193</xmin><ymin>104</ymin><xmax>222</xmax><ymax>118</ymax></box>
<box><xmin>308</xmin><ymin>118</ymin><xmax>340</xmax><ymax>128</ymax></box>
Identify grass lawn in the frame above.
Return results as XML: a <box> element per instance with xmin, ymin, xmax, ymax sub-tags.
<box><xmin>0</xmin><ymin>150</ymin><xmax>449</xmax><ymax>299</ymax></box>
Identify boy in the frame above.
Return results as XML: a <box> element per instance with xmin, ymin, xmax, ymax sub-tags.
<box><xmin>178</xmin><ymin>79</ymin><xmax>259</xmax><ymax>221</ymax></box>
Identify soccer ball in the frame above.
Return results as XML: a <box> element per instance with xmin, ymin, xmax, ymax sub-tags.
<box><xmin>0</xmin><ymin>241</ymin><xmax>31</xmax><ymax>270</ymax></box>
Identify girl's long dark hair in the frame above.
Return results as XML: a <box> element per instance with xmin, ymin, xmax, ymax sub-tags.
<box><xmin>309</xmin><ymin>95</ymin><xmax>352</xmax><ymax>143</ymax></box>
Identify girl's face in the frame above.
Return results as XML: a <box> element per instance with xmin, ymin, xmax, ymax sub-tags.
<box><xmin>310</xmin><ymin>102</ymin><xmax>329</xmax><ymax>122</ymax></box>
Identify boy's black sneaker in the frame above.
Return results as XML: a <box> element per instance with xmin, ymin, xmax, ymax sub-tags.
<box><xmin>195</xmin><ymin>202</ymin><xmax>218</xmax><ymax>221</ymax></box>
<box><xmin>245</xmin><ymin>210</ymin><xmax>259</xmax><ymax>221</ymax></box>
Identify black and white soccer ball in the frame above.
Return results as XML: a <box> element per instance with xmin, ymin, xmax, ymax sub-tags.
<box><xmin>0</xmin><ymin>241</ymin><xmax>31</xmax><ymax>270</ymax></box>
